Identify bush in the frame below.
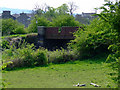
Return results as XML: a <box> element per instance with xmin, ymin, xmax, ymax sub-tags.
<box><xmin>25</xmin><ymin>33</ymin><xmax>38</xmax><ymax>44</ymax></box>
<box><xmin>2</xmin><ymin>19</ymin><xmax>25</xmax><ymax>35</ymax></box>
<box><xmin>34</xmin><ymin>49</ymin><xmax>48</xmax><ymax>66</ymax></box>
<box><xmin>2</xmin><ymin>42</ymin><xmax>49</xmax><ymax>69</ymax></box>
<box><xmin>13</xmin><ymin>26</ymin><xmax>27</xmax><ymax>34</ymax></box>
<box><xmin>2</xmin><ymin>43</ymin><xmax>35</xmax><ymax>68</ymax></box>
<box><xmin>48</xmin><ymin>48</ymin><xmax>78</xmax><ymax>64</ymax></box>
<box><xmin>69</xmin><ymin>18</ymin><xmax>117</xmax><ymax>59</ymax></box>
<box><xmin>1</xmin><ymin>40</ymin><xmax>10</xmax><ymax>49</ymax></box>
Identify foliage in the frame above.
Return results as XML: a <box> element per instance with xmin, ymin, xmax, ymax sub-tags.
<box><xmin>51</xmin><ymin>15</ymin><xmax>80</xmax><ymax>27</ymax></box>
<box><xmin>28</xmin><ymin>14</ymin><xmax>81</xmax><ymax>33</ymax></box>
<box><xmin>44</xmin><ymin>7</ymin><xmax>58</xmax><ymax>20</ymax></box>
<box><xmin>2</xmin><ymin>42</ymin><xmax>48</xmax><ymax>69</ymax></box>
<box><xmin>34</xmin><ymin>49</ymin><xmax>48</xmax><ymax>66</ymax></box>
<box><xmin>2</xmin><ymin>19</ymin><xmax>26</xmax><ymax>35</ymax></box>
<box><xmin>95</xmin><ymin>1</ymin><xmax>120</xmax><ymax>70</ymax></box>
<box><xmin>69</xmin><ymin>1</ymin><xmax>120</xmax><ymax>60</ymax></box>
<box><xmin>1</xmin><ymin>40</ymin><xmax>10</xmax><ymax>49</ymax></box>
<box><xmin>28</xmin><ymin>16</ymin><xmax>50</xmax><ymax>33</ymax></box>
<box><xmin>25</xmin><ymin>33</ymin><xmax>38</xmax><ymax>44</ymax></box>
<box><xmin>56</xmin><ymin>4</ymin><xmax>69</xmax><ymax>15</ymax></box>
<box><xmin>69</xmin><ymin>18</ymin><xmax>116</xmax><ymax>58</ymax></box>
<box><xmin>13</xmin><ymin>25</ymin><xmax>27</xmax><ymax>34</ymax></box>
<box><xmin>48</xmin><ymin>48</ymin><xmax>78</xmax><ymax>64</ymax></box>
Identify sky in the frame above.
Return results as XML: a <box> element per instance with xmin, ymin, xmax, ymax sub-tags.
<box><xmin>0</xmin><ymin>0</ymin><xmax>106</xmax><ymax>14</ymax></box>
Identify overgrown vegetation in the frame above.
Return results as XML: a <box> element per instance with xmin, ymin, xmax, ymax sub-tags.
<box><xmin>48</xmin><ymin>48</ymin><xmax>78</xmax><ymax>64</ymax></box>
<box><xmin>2</xmin><ymin>19</ymin><xmax>27</xmax><ymax>35</ymax></box>
<box><xmin>2</xmin><ymin>42</ymin><xmax>48</xmax><ymax>70</ymax></box>
<box><xmin>27</xmin><ymin>14</ymin><xmax>81</xmax><ymax>33</ymax></box>
<box><xmin>1</xmin><ymin>0</ymin><xmax>119</xmax><ymax>88</ymax></box>
<box><xmin>69</xmin><ymin>18</ymin><xmax>114</xmax><ymax>58</ymax></box>
<box><xmin>69</xmin><ymin>0</ymin><xmax>120</xmax><ymax>85</ymax></box>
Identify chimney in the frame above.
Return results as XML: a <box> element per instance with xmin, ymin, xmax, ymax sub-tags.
<box><xmin>2</xmin><ymin>11</ymin><xmax>11</xmax><ymax>16</ymax></box>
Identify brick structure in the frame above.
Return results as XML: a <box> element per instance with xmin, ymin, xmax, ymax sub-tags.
<box><xmin>38</xmin><ymin>26</ymin><xmax>79</xmax><ymax>50</ymax></box>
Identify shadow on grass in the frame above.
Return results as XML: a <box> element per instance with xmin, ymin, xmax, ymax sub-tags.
<box><xmin>66</xmin><ymin>52</ymin><xmax>109</xmax><ymax>65</ymax></box>
<box><xmin>3</xmin><ymin>64</ymin><xmax>50</xmax><ymax>72</ymax></box>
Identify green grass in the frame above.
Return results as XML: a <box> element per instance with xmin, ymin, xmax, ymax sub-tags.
<box><xmin>2</xmin><ymin>57</ymin><xmax>118</xmax><ymax>88</ymax></box>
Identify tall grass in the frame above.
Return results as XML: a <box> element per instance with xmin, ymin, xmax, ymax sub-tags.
<box><xmin>47</xmin><ymin>48</ymin><xmax>78</xmax><ymax>64</ymax></box>
<box><xmin>2</xmin><ymin>42</ymin><xmax>48</xmax><ymax>69</ymax></box>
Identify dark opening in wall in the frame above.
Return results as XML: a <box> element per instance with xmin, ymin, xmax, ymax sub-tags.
<box><xmin>44</xmin><ymin>39</ymin><xmax>71</xmax><ymax>50</ymax></box>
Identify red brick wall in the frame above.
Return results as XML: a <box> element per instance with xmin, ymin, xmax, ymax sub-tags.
<box><xmin>45</xmin><ymin>27</ymin><xmax>59</xmax><ymax>39</ymax></box>
<box><xmin>45</xmin><ymin>27</ymin><xmax>79</xmax><ymax>39</ymax></box>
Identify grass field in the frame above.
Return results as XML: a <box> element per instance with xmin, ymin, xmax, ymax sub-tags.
<box><xmin>2</xmin><ymin>56</ymin><xmax>118</xmax><ymax>88</ymax></box>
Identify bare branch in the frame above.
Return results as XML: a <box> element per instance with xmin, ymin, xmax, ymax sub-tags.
<box><xmin>68</xmin><ymin>2</ymin><xmax>78</xmax><ymax>15</ymax></box>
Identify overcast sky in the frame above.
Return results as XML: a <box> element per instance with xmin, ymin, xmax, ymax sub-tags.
<box><xmin>0</xmin><ymin>0</ymin><xmax>106</xmax><ymax>14</ymax></box>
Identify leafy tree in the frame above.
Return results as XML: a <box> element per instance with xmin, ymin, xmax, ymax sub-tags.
<box><xmin>51</xmin><ymin>14</ymin><xmax>80</xmax><ymax>27</ymax></box>
<box><xmin>69</xmin><ymin>18</ymin><xmax>115</xmax><ymax>58</ymax></box>
<box><xmin>69</xmin><ymin>1</ymin><xmax>120</xmax><ymax>59</ymax></box>
<box><xmin>96</xmin><ymin>1</ymin><xmax>120</xmax><ymax>69</ymax></box>
<box><xmin>44</xmin><ymin>7</ymin><xmax>58</xmax><ymax>21</ymax></box>
<box><xmin>2</xmin><ymin>19</ymin><xmax>25</xmax><ymax>35</ymax></box>
<box><xmin>56</xmin><ymin>4</ymin><xmax>69</xmax><ymax>15</ymax></box>
<box><xmin>28</xmin><ymin>15</ymin><xmax>50</xmax><ymax>33</ymax></box>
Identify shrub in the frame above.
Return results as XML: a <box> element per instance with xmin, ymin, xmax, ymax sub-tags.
<box><xmin>13</xmin><ymin>26</ymin><xmax>27</xmax><ymax>34</ymax></box>
<box><xmin>69</xmin><ymin>18</ymin><xmax>116</xmax><ymax>59</ymax></box>
<box><xmin>13</xmin><ymin>43</ymin><xmax>35</xmax><ymax>67</ymax></box>
<box><xmin>2</xmin><ymin>19</ymin><xmax>25</xmax><ymax>35</ymax></box>
<box><xmin>2</xmin><ymin>42</ymin><xmax>49</xmax><ymax>69</ymax></box>
<box><xmin>34</xmin><ymin>49</ymin><xmax>48</xmax><ymax>66</ymax></box>
<box><xmin>48</xmin><ymin>48</ymin><xmax>77</xmax><ymax>64</ymax></box>
<box><xmin>2</xmin><ymin>43</ymin><xmax>35</xmax><ymax>68</ymax></box>
<box><xmin>1</xmin><ymin>40</ymin><xmax>10</xmax><ymax>49</ymax></box>
<box><xmin>25</xmin><ymin>33</ymin><xmax>38</xmax><ymax>44</ymax></box>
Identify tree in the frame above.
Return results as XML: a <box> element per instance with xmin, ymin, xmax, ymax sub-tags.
<box><xmin>96</xmin><ymin>1</ymin><xmax>120</xmax><ymax>69</ymax></box>
<box><xmin>44</xmin><ymin>7</ymin><xmax>57</xmax><ymax>20</ymax></box>
<box><xmin>33</xmin><ymin>3</ymin><xmax>50</xmax><ymax>16</ymax></box>
<box><xmin>28</xmin><ymin>15</ymin><xmax>50</xmax><ymax>33</ymax></box>
<box><xmin>56</xmin><ymin>4</ymin><xmax>69</xmax><ymax>15</ymax></box>
<box><xmin>51</xmin><ymin>14</ymin><xmax>80</xmax><ymax>27</ymax></box>
<box><xmin>68</xmin><ymin>2</ymin><xmax>78</xmax><ymax>15</ymax></box>
<box><xmin>2</xmin><ymin>19</ymin><xmax>25</xmax><ymax>35</ymax></box>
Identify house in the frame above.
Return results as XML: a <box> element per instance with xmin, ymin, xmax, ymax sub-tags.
<box><xmin>1</xmin><ymin>11</ymin><xmax>34</xmax><ymax>27</ymax></box>
<box><xmin>12</xmin><ymin>13</ymin><xmax>20</xmax><ymax>18</ymax></box>
<box><xmin>1</xmin><ymin>11</ymin><xmax>16</xmax><ymax>20</ymax></box>
<box><xmin>75</xmin><ymin>12</ymin><xmax>97</xmax><ymax>24</ymax></box>
<box><xmin>16</xmin><ymin>12</ymin><xmax>31</xmax><ymax>27</ymax></box>
<box><xmin>75</xmin><ymin>14</ymin><xmax>90</xmax><ymax>24</ymax></box>
<box><xmin>81</xmin><ymin>12</ymin><xmax>97</xmax><ymax>20</ymax></box>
